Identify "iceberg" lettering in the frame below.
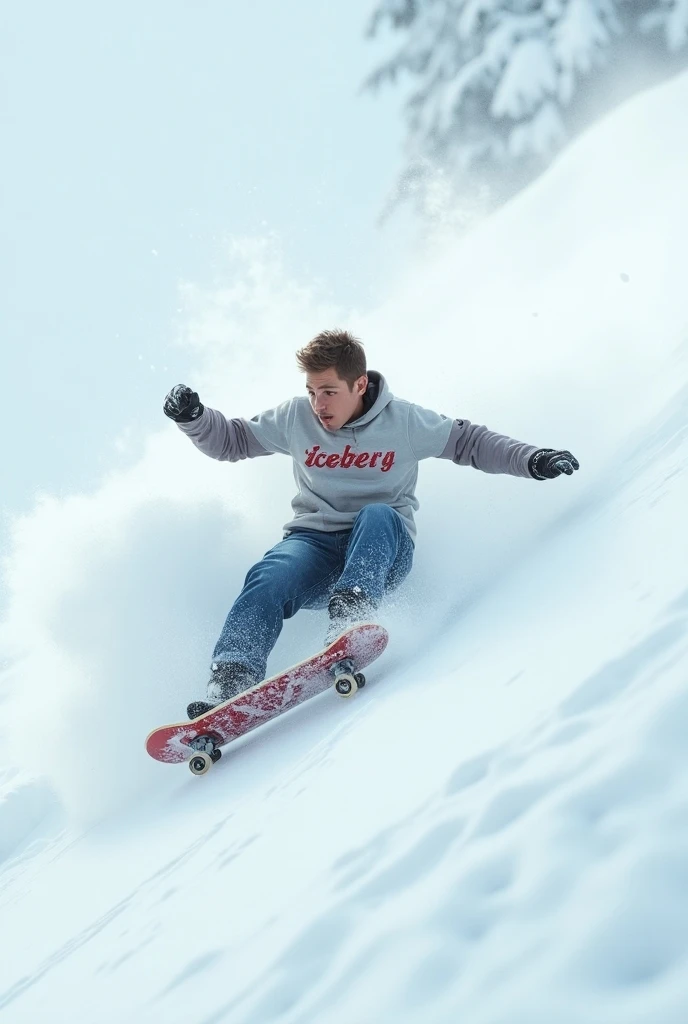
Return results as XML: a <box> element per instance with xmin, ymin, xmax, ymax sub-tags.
<box><xmin>304</xmin><ymin>445</ymin><xmax>396</xmax><ymax>473</ymax></box>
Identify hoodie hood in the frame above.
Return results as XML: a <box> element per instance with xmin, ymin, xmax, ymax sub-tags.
<box><xmin>340</xmin><ymin>370</ymin><xmax>392</xmax><ymax>431</ymax></box>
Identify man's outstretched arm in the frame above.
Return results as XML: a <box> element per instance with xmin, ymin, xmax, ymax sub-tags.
<box><xmin>163</xmin><ymin>384</ymin><xmax>271</xmax><ymax>462</ymax></box>
<box><xmin>437</xmin><ymin>418</ymin><xmax>579</xmax><ymax>480</ymax></box>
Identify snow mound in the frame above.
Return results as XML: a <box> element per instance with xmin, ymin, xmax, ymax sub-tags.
<box><xmin>0</xmin><ymin>770</ymin><xmax>59</xmax><ymax>864</ymax></box>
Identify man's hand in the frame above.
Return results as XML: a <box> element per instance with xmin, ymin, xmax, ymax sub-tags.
<box><xmin>529</xmin><ymin>448</ymin><xmax>580</xmax><ymax>480</ymax></box>
<box><xmin>163</xmin><ymin>384</ymin><xmax>205</xmax><ymax>423</ymax></box>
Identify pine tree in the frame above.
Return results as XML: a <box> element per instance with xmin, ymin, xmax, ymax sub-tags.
<box><xmin>364</xmin><ymin>0</ymin><xmax>688</xmax><ymax>213</ymax></box>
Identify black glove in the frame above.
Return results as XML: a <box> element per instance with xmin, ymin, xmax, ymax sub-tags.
<box><xmin>163</xmin><ymin>384</ymin><xmax>204</xmax><ymax>423</ymax></box>
<box><xmin>529</xmin><ymin>448</ymin><xmax>580</xmax><ymax>480</ymax></box>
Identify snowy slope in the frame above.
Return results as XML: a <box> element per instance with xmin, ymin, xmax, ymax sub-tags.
<box><xmin>1</xmin><ymin>73</ymin><xmax>688</xmax><ymax>1023</ymax></box>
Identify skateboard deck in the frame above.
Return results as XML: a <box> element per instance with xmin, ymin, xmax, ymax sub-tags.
<box><xmin>145</xmin><ymin>622</ymin><xmax>388</xmax><ymax>773</ymax></box>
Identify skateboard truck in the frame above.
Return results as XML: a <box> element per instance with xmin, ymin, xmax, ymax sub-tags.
<box><xmin>331</xmin><ymin>657</ymin><xmax>366</xmax><ymax>698</ymax></box>
<box><xmin>188</xmin><ymin>734</ymin><xmax>223</xmax><ymax>775</ymax></box>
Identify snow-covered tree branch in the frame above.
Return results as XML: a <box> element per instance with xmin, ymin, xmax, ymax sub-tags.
<box><xmin>364</xmin><ymin>0</ymin><xmax>688</xmax><ymax>212</ymax></box>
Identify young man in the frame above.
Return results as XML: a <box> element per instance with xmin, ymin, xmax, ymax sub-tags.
<box><xmin>164</xmin><ymin>330</ymin><xmax>579</xmax><ymax>716</ymax></box>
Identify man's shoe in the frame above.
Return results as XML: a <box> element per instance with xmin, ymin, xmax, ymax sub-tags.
<box><xmin>324</xmin><ymin>587</ymin><xmax>376</xmax><ymax>646</ymax></box>
<box><xmin>186</xmin><ymin>661</ymin><xmax>257</xmax><ymax>720</ymax></box>
<box><xmin>207</xmin><ymin>660</ymin><xmax>257</xmax><ymax>701</ymax></box>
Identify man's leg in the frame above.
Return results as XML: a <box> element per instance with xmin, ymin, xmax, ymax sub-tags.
<box><xmin>212</xmin><ymin>530</ymin><xmax>342</xmax><ymax>682</ymax></box>
<box><xmin>335</xmin><ymin>503</ymin><xmax>415</xmax><ymax>607</ymax></box>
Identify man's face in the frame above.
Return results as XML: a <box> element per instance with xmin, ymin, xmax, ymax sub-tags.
<box><xmin>306</xmin><ymin>369</ymin><xmax>368</xmax><ymax>431</ymax></box>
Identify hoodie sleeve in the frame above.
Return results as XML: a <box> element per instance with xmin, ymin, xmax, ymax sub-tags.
<box><xmin>245</xmin><ymin>400</ymin><xmax>295</xmax><ymax>455</ymax></box>
<box><xmin>406</xmin><ymin>403</ymin><xmax>456</xmax><ymax>459</ymax></box>
<box><xmin>437</xmin><ymin>417</ymin><xmax>539</xmax><ymax>478</ymax></box>
<box><xmin>177</xmin><ymin>407</ymin><xmax>272</xmax><ymax>462</ymax></box>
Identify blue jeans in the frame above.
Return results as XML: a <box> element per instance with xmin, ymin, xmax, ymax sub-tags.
<box><xmin>213</xmin><ymin>503</ymin><xmax>414</xmax><ymax>681</ymax></box>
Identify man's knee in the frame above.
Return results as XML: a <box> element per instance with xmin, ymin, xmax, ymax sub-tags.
<box><xmin>354</xmin><ymin>503</ymin><xmax>398</xmax><ymax>525</ymax></box>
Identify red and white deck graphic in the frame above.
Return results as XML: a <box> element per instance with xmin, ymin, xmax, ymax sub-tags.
<box><xmin>146</xmin><ymin>623</ymin><xmax>388</xmax><ymax>765</ymax></box>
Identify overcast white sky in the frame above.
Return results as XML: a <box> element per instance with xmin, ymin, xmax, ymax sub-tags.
<box><xmin>1</xmin><ymin>0</ymin><xmax>408</xmax><ymax>532</ymax></box>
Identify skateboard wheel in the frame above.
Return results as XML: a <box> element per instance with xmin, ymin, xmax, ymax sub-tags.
<box><xmin>335</xmin><ymin>674</ymin><xmax>358</xmax><ymax>698</ymax></box>
<box><xmin>189</xmin><ymin>752</ymin><xmax>213</xmax><ymax>775</ymax></box>
<box><xmin>210</xmin><ymin>749</ymin><xmax>222</xmax><ymax>764</ymax></box>
<box><xmin>354</xmin><ymin>672</ymin><xmax>366</xmax><ymax>688</ymax></box>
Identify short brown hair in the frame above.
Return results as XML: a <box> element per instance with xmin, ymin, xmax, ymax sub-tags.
<box><xmin>296</xmin><ymin>329</ymin><xmax>366</xmax><ymax>387</ymax></box>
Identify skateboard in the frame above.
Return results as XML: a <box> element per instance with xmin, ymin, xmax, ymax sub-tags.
<box><xmin>145</xmin><ymin>623</ymin><xmax>388</xmax><ymax>775</ymax></box>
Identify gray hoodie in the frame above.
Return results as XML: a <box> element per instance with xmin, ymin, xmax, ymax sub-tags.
<box><xmin>177</xmin><ymin>371</ymin><xmax>538</xmax><ymax>540</ymax></box>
